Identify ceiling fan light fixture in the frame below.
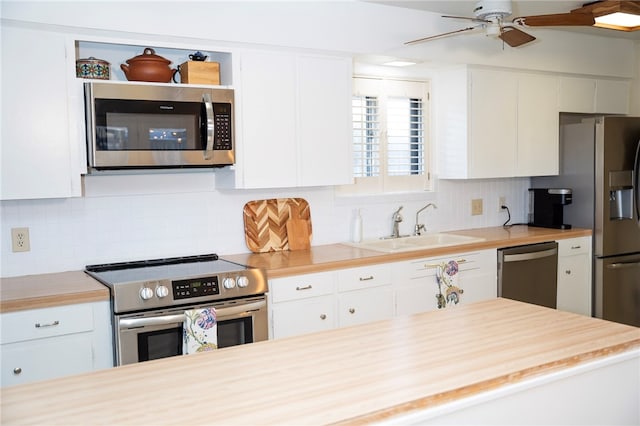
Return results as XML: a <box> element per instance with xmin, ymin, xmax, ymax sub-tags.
<box><xmin>594</xmin><ymin>12</ymin><xmax>640</xmax><ymax>30</ymax></box>
<box><xmin>573</xmin><ymin>1</ymin><xmax>640</xmax><ymax>32</ymax></box>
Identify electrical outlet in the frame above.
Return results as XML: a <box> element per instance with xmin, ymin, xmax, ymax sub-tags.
<box><xmin>11</xmin><ymin>227</ymin><xmax>30</xmax><ymax>252</ymax></box>
<box><xmin>498</xmin><ymin>196</ymin><xmax>506</xmax><ymax>212</ymax></box>
<box><xmin>471</xmin><ymin>199</ymin><xmax>483</xmax><ymax>216</ymax></box>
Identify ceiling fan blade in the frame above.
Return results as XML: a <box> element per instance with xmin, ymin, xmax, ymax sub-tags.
<box><xmin>499</xmin><ymin>26</ymin><xmax>536</xmax><ymax>47</ymax></box>
<box><xmin>514</xmin><ymin>12</ymin><xmax>595</xmax><ymax>27</ymax></box>
<box><xmin>405</xmin><ymin>26</ymin><xmax>478</xmax><ymax>45</ymax></box>
<box><xmin>442</xmin><ymin>15</ymin><xmax>491</xmax><ymax>23</ymax></box>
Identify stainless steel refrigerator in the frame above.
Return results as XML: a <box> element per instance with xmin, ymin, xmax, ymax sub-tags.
<box><xmin>532</xmin><ymin>116</ymin><xmax>640</xmax><ymax>327</ymax></box>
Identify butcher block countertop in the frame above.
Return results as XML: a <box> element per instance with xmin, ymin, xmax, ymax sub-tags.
<box><xmin>224</xmin><ymin>225</ymin><xmax>591</xmax><ymax>278</ymax></box>
<box><xmin>0</xmin><ymin>226</ymin><xmax>589</xmax><ymax>311</ymax></box>
<box><xmin>1</xmin><ymin>298</ymin><xmax>638</xmax><ymax>425</ymax></box>
<box><xmin>0</xmin><ymin>271</ymin><xmax>109</xmax><ymax>313</ymax></box>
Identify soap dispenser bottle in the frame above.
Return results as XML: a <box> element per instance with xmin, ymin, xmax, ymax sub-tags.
<box><xmin>351</xmin><ymin>209</ymin><xmax>363</xmax><ymax>243</ymax></box>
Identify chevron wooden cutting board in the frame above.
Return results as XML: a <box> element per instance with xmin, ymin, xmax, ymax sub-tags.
<box><xmin>243</xmin><ymin>198</ymin><xmax>312</xmax><ymax>253</ymax></box>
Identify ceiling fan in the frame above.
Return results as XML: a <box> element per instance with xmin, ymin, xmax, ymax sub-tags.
<box><xmin>405</xmin><ymin>0</ymin><xmax>600</xmax><ymax>48</ymax></box>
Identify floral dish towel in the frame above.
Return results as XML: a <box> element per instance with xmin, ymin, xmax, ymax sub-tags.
<box><xmin>183</xmin><ymin>307</ymin><xmax>218</xmax><ymax>354</ymax></box>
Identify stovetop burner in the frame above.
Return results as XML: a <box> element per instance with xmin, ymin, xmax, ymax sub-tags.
<box><xmin>85</xmin><ymin>253</ymin><xmax>267</xmax><ymax>314</ymax></box>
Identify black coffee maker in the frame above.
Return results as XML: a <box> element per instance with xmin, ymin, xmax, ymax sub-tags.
<box><xmin>528</xmin><ymin>188</ymin><xmax>573</xmax><ymax>229</ymax></box>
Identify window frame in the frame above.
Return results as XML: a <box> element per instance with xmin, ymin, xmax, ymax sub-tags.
<box><xmin>338</xmin><ymin>76</ymin><xmax>431</xmax><ymax>196</ymax></box>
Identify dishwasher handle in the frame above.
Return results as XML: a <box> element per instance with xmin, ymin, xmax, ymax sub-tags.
<box><xmin>502</xmin><ymin>247</ymin><xmax>558</xmax><ymax>263</ymax></box>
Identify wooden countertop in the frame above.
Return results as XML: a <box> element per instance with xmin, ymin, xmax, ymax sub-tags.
<box><xmin>0</xmin><ymin>226</ymin><xmax>590</xmax><ymax>311</ymax></box>
<box><xmin>224</xmin><ymin>225</ymin><xmax>592</xmax><ymax>278</ymax></box>
<box><xmin>0</xmin><ymin>271</ymin><xmax>109</xmax><ymax>313</ymax></box>
<box><xmin>1</xmin><ymin>298</ymin><xmax>637</xmax><ymax>425</ymax></box>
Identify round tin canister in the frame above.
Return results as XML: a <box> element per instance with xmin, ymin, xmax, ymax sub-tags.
<box><xmin>76</xmin><ymin>57</ymin><xmax>110</xmax><ymax>80</ymax></box>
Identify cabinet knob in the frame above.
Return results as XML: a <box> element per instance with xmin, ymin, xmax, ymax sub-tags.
<box><xmin>349</xmin><ymin>308</ymin><xmax>356</xmax><ymax>314</ymax></box>
<box><xmin>320</xmin><ymin>314</ymin><xmax>327</xmax><ymax>320</ymax></box>
<box><xmin>13</xmin><ymin>367</ymin><xmax>22</xmax><ymax>375</ymax></box>
<box><xmin>565</xmin><ymin>270</ymin><xmax>572</xmax><ymax>275</ymax></box>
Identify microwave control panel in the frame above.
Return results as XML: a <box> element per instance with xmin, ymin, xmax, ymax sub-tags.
<box><xmin>172</xmin><ymin>276</ymin><xmax>220</xmax><ymax>300</ymax></box>
<box><xmin>213</xmin><ymin>103</ymin><xmax>232</xmax><ymax>150</ymax></box>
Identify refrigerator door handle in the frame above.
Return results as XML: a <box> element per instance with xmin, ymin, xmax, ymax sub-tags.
<box><xmin>634</xmin><ymin>139</ymin><xmax>640</xmax><ymax>226</ymax></box>
<box><xmin>606</xmin><ymin>260</ymin><xmax>640</xmax><ymax>270</ymax></box>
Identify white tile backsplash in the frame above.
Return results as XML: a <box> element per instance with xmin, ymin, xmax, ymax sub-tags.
<box><xmin>0</xmin><ymin>175</ymin><xmax>529</xmax><ymax>277</ymax></box>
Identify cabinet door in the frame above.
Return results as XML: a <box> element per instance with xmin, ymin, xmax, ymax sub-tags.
<box><xmin>557</xmin><ymin>237</ymin><xmax>592</xmax><ymax>316</ymax></box>
<box><xmin>1</xmin><ymin>334</ymin><xmax>93</xmax><ymax>387</ymax></box>
<box><xmin>395</xmin><ymin>280</ymin><xmax>438</xmax><ymax>316</ymax></box>
<box><xmin>469</xmin><ymin>69</ymin><xmax>518</xmax><ymax>178</ymax></box>
<box><xmin>297</xmin><ymin>55</ymin><xmax>352</xmax><ymax>186</ymax></box>
<box><xmin>558</xmin><ymin>77</ymin><xmax>596</xmax><ymax>113</ymax></box>
<box><xmin>338</xmin><ymin>287</ymin><xmax>394</xmax><ymax>328</ymax></box>
<box><xmin>271</xmin><ymin>295</ymin><xmax>335</xmax><ymax>339</ymax></box>
<box><xmin>557</xmin><ymin>254</ymin><xmax>591</xmax><ymax>316</ymax></box>
<box><xmin>237</xmin><ymin>50</ymin><xmax>297</xmax><ymax>188</ymax></box>
<box><xmin>595</xmin><ymin>79</ymin><xmax>630</xmax><ymax>115</ymax></box>
<box><xmin>1</xmin><ymin>24</ymin><xmax>79</xmax><ymax>199</ymax></box>
<box><xmin>517</xmin><ymin>73</ymin><xmax>559</xmax><ymax>177</ymax></box>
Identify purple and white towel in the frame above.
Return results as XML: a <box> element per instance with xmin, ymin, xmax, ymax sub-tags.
<box><xmin>183</xmin><ymin>307</ymin><xmax>218</xmax><ymax>354</ymax></box>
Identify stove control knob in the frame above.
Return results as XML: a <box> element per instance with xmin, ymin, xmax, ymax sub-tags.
<box><xmin>156</xmin><ymin>285</ymin><xmax>169</xmax><ymax>298</ymax></box>
<box><xmin>223</xmin><ymin>277</ymin><xmax>236</xmax><ymax>289</ymax></box>
<box><xmin>140</xmin><ymin>287</ymin><xmax>154</xmax><ymax>300</ymax></box>
<box><xmin>236</xmin><ymin>276</ymin><xmax>250</xmax><ymax>288</ymax></box>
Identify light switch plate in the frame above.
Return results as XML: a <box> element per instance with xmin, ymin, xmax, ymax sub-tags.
<box><xmin>471</xmin><ymin>199</ymin><xmax>483</xmax><ymax>216</ymax></box>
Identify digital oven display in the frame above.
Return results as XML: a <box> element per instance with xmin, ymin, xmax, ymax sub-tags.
<box><xmin>172</xmin><ymin>276</ymin><xmax>220</xmax><ymax>300</ymax></box>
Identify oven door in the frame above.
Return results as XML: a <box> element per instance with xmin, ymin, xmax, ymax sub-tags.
<box><xmin>115</xmin><ymin>296</ymin><xmax>267</xmax><ymax>366</ymax></box>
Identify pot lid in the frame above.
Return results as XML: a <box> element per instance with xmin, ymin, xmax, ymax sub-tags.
<box><xmin>125</xmin><ymin>47</ymin><xmax>171</xmax><ymax>65</ymax></box>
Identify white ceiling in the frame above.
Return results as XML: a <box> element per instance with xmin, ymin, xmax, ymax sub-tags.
<box><xmin>366</xmin><ymin>0</ymin><xmax>640</xmax><ymax>40</ymax></box>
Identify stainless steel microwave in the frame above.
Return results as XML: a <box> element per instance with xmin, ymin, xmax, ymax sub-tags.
<box><xmin>84</xmin><ymin>82</ymin><xmax>234</xmax><ymax>170</ymax></box>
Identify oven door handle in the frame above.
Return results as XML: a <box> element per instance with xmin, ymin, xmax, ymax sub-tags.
<box><xmin>118</xmin><ymin>300</ymin><xmax>266</xmax><ymax>329</ymax></box>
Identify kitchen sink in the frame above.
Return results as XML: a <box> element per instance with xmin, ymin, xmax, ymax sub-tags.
<box><xmin>348</xmin><ymin>233</ymin><xmax>486</xmax><ymax>253</ymax></box>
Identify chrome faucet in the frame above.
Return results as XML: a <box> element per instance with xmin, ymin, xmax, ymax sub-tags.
<box><xmin>391</xmin><ymin>206</ymin><xmax>404</xmax><ymax>238</ymax></box>
<box><xmin>414</xmin><ymin>203</ymin><xmax>437</xmax><ymax>236</ymax></box>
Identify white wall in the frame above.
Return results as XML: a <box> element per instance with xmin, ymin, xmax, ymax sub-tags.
<box><xmin>0</xmin><ymin>1</ymin><xmax>637</xmax><ymax>277</ymax></box>
<box><xmin>0</xmin><ymin>172</ymin><xmax>528</xmax><ymax>276</ymax></box>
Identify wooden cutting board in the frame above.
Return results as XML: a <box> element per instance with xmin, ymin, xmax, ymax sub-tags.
<box><xmin>243</xmin><ymin>198</ymin><xmax>312</xmax><ymax>253</ymax></box>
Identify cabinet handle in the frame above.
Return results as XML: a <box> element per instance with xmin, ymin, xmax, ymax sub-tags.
<box><xmin>320</xmin><ymin>314</ymin><xmax>327</xmax><ymax>320</ymax></box>
<box><xmin>425</xmin><ymin>259</ymin><xmax>467</xmax><ymax>269</ymax></box>
<box><xmin>35</xmin><ymin>320</ymin><xmax>60</xmax><ymax>328</ymax></box>
<box><xmin>349</xmin><ymin>308</ymin><xmax>356</xmax><ymax>314</ymax></box>
<box><xmin>359</xmin><ymin>276</ymin><xmax>374</xmax><ymax>281</ymax></box>
<box><xmin>571</xmin><ymin>245</ymin><xmax>581</xmax><ymax>249</ymax></box>
<box><xmin>13</xmin><ymin>367</ymin><xmax>22</xmax><ymax>375</ymax></box>
<box><xmin>295</xmin><ymin>285</ymin><xmax>313</xmax><ymax>291</ymax></box>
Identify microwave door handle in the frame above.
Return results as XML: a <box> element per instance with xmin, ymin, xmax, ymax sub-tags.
<box><xmin>202</xmin><ymin>93</ymin><xmax>214</xmax><ymax>159</ymax></box>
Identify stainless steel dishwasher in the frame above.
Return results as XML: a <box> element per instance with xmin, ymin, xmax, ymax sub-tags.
<box><xmin>497</xmin><ymin>241</ymin><xmax>559</xmax><ymax>309</ymax></box>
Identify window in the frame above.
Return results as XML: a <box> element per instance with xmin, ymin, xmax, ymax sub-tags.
<box><xmin>341</xmin><ymin>77</ymin><xmax>430</xmax><ymax>195</ymax></box>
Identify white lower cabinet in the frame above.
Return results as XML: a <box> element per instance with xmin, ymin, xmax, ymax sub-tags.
<box><xmin>269</xmin><ymin>265</ymin><xmax>393</xmax><ymax>339</ymax></box>
<box><xmin>557</xmin><ymin>236</ymin><xmax>592</xmax><ymax>316</ymax></box>
<box><xmin>269</xmin><ymin>250</ymin><xmax>498</xmax><ymax>339</ymax></box>
<box><xmin>393</xmin><ymin>249</ymin><xmax>498</xmax><ymax>316</ymax></box>
<box><xmin>337</xmin><ymin>264</ymin><xmax>394</xmax><ymax>327</ymax></box>
<box><xmin>0</xmin><ymin>301</ymin><xmax>113</xmax><ymax>387</ymax></box>
<box><xmin>269</xmin><ymin>271</ymin><xmax>336</xmax><ymax>339</ymax></box>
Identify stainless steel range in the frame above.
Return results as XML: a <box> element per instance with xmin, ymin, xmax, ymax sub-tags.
<box><xmin>85</xmin><ymin>254</ymin><xmax>268</xmax><ymax>366</ymax></box>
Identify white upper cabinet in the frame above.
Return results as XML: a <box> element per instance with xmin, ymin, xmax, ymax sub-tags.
<box><xmin>1</xmin><ymin>23</ymin><xmax>83</xmax><ymax>200</ymax></box>
<box><xmin>559</xmin><ymin>76</ymin><xmax>630</xmax><ymax>114</ymax></box>
<box><xmin>220</xmin><ymin>49</ymin><xmax>352</xmax><ymax>189</ymax></box>
<box><xmin>437</xmin><ymin>66</ymin><xmax>559</xmax><ymax>179</ymax></box>
<box><xmin>517</xmin><ymin>73</ymin><xmax>559</xmax><ymax>177</ymax></box>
